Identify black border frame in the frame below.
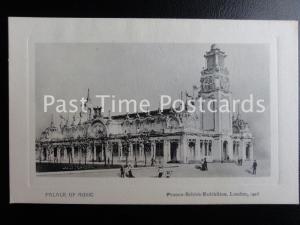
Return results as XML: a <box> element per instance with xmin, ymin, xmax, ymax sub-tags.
<box><xmin>1</xmin><ymin>0</ymin><xmax>300</xmax><ymax>224</ymax></box>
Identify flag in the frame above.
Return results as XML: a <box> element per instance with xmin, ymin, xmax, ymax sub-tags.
<box><xmin>186</xmin><ymin>91</ymin><xmax>192</xmax><ymax>98</ymax></box>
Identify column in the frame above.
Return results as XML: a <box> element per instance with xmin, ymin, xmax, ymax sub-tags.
<box><xmin>250</xmin><ymin>143</ymin><xmax>254</xmax><ymax>160</ymax></box>
<box><xmin>129</xmin><ymin>142</ymin><xmax>133</xmax><ymax>160</ymax></box>
<box><xmin>87</xmin><ymin>146</ymin><xmax>91</xmax><ymax>162</ymax></box>
<box><xmin>232</xmin><ymin>142</ymin><xmax>236</xmax><ymax>160</ymax></box>
<box><xmin>163</xmin><ymin>139</ymin><xmax>170</xmax><ymax>163</ymax></box>
<box><xmin>36</xmin><ymin>147</ymin><xmax>39</xmax><ymax>161</ymax></box>
<box><xmin>57</xmin><ymin>147</ymin><xmax>61</xmax><ymax>163</ymax></box>
<box><xmin>139</xmin><ymin>143</ymin><xmax>144</xmax><ymax>161</ymax></box>
<box><xmin>101</xmin><ymin>144</ymin><xmax>104</xmax><ymax>161</ymax></box>
<box><xmin>106</xmin><ymin>142</ymin><xmax>110</xmax><ymax>163</ymax></box>
<box><xmin>45</xmin><ymin>148</ymin><xmax>48</xmax><ymax>161</ymax></box>
<box><xmin>38</xmin><ymin>147</ymin><xmax>42</xmax><ymax>161</ymax></box>
<box><xmin>78</xmin><ymin>148</ymin><xmax>82</xmax><ymax>163</ymax></box>
<box><xmin>228</xmin><ymin>139</ymin><xmax>233</xmax><ymax>160</ymax></box>
<box><xmin>118</xmin><ymin>141</ymin><xmax>123</xmax><ymax>160</ymax></box>
<box><xmin>64</xmin><ymin>147</ymin><xmax>68</xmax><ymax>162</ymax></box>
<box><xmin>150</xmin><ymin>141</ymin><xmax>155</xmax><ymax>159</ymax></box>
<box><xmin>241</xmin><ymin>141</ymin><xmax>246</xmax><ymax>160</ymax></box>
<box><xmin>93</xmin><ymin>143</ymin><xmax>96</xmax><ymax>161</ymax></box>
<box><xmin>71</xmin><ymin>146</ymin><xmax>75</xmax><ymax>163</ymax></box>
<box><xmin>177</xmin><ymin>140</ymin><xmax>181</xmax><ymax>162</ymax></box>
<box><xmin>196</xmin><ymin>139</ymin><xmax>201</xmax><ymax>160</ymax></box>
<box><xmin>49</xmin><ymin>148</ymin><xmax>52</xmax><ymax>162</ymax></box>
<box><xmin>181</xmin><ymin>136</ymin><xmax>188</xmax><ymax>163</ymax></box>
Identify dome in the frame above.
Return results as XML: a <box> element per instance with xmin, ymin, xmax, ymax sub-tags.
<box><xmin>211</xmin><ymin>44</ymin><xmax>219</xmax><ymax>50</ymax></box>
<box><xmin>39</xmin><ymin>126</ymin><xmax>63</xmax><ymax>141</ymax></box>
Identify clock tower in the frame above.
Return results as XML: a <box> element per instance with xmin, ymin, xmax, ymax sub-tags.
<box><xmin>198</xmin><ymin>44</ymin><xmax>233</xmax><ymax>134</ymax></box>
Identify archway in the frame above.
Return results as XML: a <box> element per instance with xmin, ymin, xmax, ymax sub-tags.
<box><xmin>188</xmin><ymin>142</ymin><xmax>196</xmax><ymax>162</ymax></box>
<box><xmin>222</xmin><ymin>141</ymin><xmax>228</xmax><ymax>161</ymax></box>
<box><xmin>170</xmin><ymin>142</ymin><xmax>178</xmax><ymax>161</ymax></box>
<box><xmin>96</xmin><ymin>144</ymin><xmax>103</xmax><ymax>162</ymax></box>
<box><xmin>246</xmin><ymin>144</ymin><xmax>250</xmax><ymax>160</ymax></box>
<box><xmin>42</xmin><ymin>147</ymin><xmax>47</xmax><ymax>161</ymax></box>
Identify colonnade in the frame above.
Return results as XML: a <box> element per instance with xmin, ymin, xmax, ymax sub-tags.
<box><xmin>36</xmin><ymin>136</ymin><xmax>254</xmax><ymax>165</ymax></box>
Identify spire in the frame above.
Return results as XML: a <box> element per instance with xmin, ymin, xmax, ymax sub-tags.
<box><xmin>66</xmin><ymin>112</ymin><xmax>69</xmax><ymax>126</ymax></box>
<box><xmin>87</xmin><ymin>88</ymin><xmax>90</xmax><ymax>102</ymax></box>
<box><xmin>158</xmin><ymin>100</ymin><xmax>162</xmax><ymax>114</ymax></box>
<box><xmin>83</xmin><ymin>88</ymin><xmax>91</xmax><ymax>106</ymax></box>
<box><xmin>237</xmin><ymin>102</ymin><xmax>240</xmax><ymax>119</ymax></box>
<box><xmin>50</xmin><ymin>114</ymin><xmax>54</xmax><ymax>127</ymax></box>
<box><xmin>72</xmin><ymin>113</ymin><xmax>76</xmax><ymax>125</ymax></box>
<box><xmin>204</xmin><ymin>44</ymin><xmax>226</xmax><ymax>70</ymax></box>
<box><xmin>78</xmin><ymin>111</ymin><xmax>82</xmax><ymax>125</ymax></box>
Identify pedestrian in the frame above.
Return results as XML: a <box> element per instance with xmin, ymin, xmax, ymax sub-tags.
<box><xmin>202</xmin><ymin>158</ymin><xmax>208</xmax><ymax>171</ymax></box>
<box><xmin>252</xmin><ymin>160</ymin><xmax>257</xmax><ymax>175</ymax></box>
<box><xmin>126</xmin><ymin>164</ymin><xmax>134</xmax><ymax>178</ymax></box>
<box><xmin>120</xmin><ymin>165</ymin><xmax>125</xmax><ymax>178</ymax></box>
<box><xmin>124</xmin><ymin>165</ymin><xmax>128</xmax><ymax>177</ymax></box>
<box><xmin>151</xmin><ymin>157</ymin><xmax>155</xmax><ymax>166</ymax></box>
<box><xmin>158</xmin><ymin>166</ymin><xmax>163</xmax><ymax>178</ymax></box>
<box><xmin>166</xmin><ymin>170</ymin><xmax>172</xmax><ymax>178</ymax></box>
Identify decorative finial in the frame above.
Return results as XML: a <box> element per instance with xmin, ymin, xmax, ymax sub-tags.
<box><xmin>211</xmin><ymin>43</ymin><xmax>218</xmax><ymax>50</ymax></box>
<box><xmin>87</xmin><ymin>88</ymin><xmax>90</xmax><ymax>102</ymax></box>
<box><xmin>50</xmin><ymin>114</ymin><xmax>54</xmax><ymax>127</ymax></box>
<box><xmin>72</xmin><ymin>113</ymin><xmax>76</xmax><ymax>125</ymax></box>
<box><xmin>108</xmin><ymin>110</ymin><xmax>111</xmax><ymax>119</ymax></box>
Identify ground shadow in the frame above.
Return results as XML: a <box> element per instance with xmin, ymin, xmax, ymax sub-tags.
<box><xmin>245</xmin><ymin>169</ymin><xmax>253</xmax><ymax>174</ymax></box>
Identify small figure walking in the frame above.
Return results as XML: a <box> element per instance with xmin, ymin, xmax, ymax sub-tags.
<box><xmin>120</xmin><ymin>165</ymin><xmax>125</xmax><ymax>178</ymax></box>
<box><xmin>166</xmin><ymin>170</ymin><xmax>172</xmax><ymax>178</ymax></box>
<box><xmin>202</xmin><ymin>158</ymin><xmax>208</xmax><ymax>171</ymax></box>
<box><xmin>127</xmin><ymin>164</ymin><xmax>135</xmax><ymax>178</ymax></box>
<box><xmin>158</xmin><ymin>166</ymin><xmax>163</xmax><ymax>178</ymax></box>
<box><xmin>252</xmin><ymin>160</ymin><xmax>257</xmax><ymax>175</ymax></box>
<box><xmin>151</xmin><ymin>157</ymin><xmax>156</xmax><ymax>166</ymax></box>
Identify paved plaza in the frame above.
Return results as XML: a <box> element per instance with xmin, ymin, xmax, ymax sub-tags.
<box><xmin>38</xmin><ymin>160</ymin><xmax>270</xmax><ymax>178</ymax></box>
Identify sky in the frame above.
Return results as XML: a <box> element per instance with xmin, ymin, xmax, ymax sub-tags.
<box><xmin>35</xmin><ymin>43</ymin><xmax>270</xmax><ymax>159</ymax></box>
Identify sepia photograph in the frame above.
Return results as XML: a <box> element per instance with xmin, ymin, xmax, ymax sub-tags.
<box><xmin>9</xmin><ymin>18</ymin><xmax>298</xmax><ymax>205</ymax></box>
<box><xmin>4</xmin><ymin>0</ymin><xmax>300</xmax><ymax>223</ymax></box>
<box><xmin>35</xmin><ymin>43</ymin><xmax>270</xmax><ymax>178</ymax></box>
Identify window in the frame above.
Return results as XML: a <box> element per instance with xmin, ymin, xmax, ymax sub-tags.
<box><xmin>156</xmin><ymin>142</ymin><xmax>164</xmax><ymax>157</ymax></box>
<box><xmin>112</xmin><ymin>143</ymin><xmax>119</xmax><ymax>157</ymax></box>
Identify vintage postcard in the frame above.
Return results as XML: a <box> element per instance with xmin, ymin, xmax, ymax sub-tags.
<box><xmin>9</xmin><ymin>18</ymin><xmax>298</xmax><ymax>204</ymax></box>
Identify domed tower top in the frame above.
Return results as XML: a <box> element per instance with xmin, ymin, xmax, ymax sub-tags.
<box><xmin>199</xmin><ymin>44</ymin><xmax>230</xmax><ymax>94</ymax></box>
<box><xmin>210</xmin><ymin>43</ymin><xmax>219</xmax><ymax>50</ymax></box>
<box><xmin>204</xmin><ymin>44</ymin><xmax>227</xmax><ymax>70</ymax></box>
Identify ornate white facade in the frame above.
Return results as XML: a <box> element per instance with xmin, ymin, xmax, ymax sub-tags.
<box><xmin>36</xmin><ymin>44</ymin><xmax>254</xmax><ymax>166</ymax></box>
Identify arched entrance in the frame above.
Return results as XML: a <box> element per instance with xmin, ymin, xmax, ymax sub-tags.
<box><xmin>246</xmin><ymin>143</ymin><xmax>250</xmax><ymax>160</ymax></box>
<box><xmin>170</xmin><ymin>142</ymin><xmax>178</xmax><ymax>162</ymax></box>
<box><xmin>222</xmin><ymin>141</ymin><xmax>228</xmax><ymax>161</ymax></box>
<box><xmin>188</xmin><ymin>142</ymin><xmax>196</xmax><ymax>162</ymax></box>
<box><xmin>42</xmin><ymin>147</ymin><xmax>47</xmax><ymax>161</ymax></box>
<box><xmin>95</xmin><ymin>144</ymin><xmax>106</xmax><ymax>162</ymax></box>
